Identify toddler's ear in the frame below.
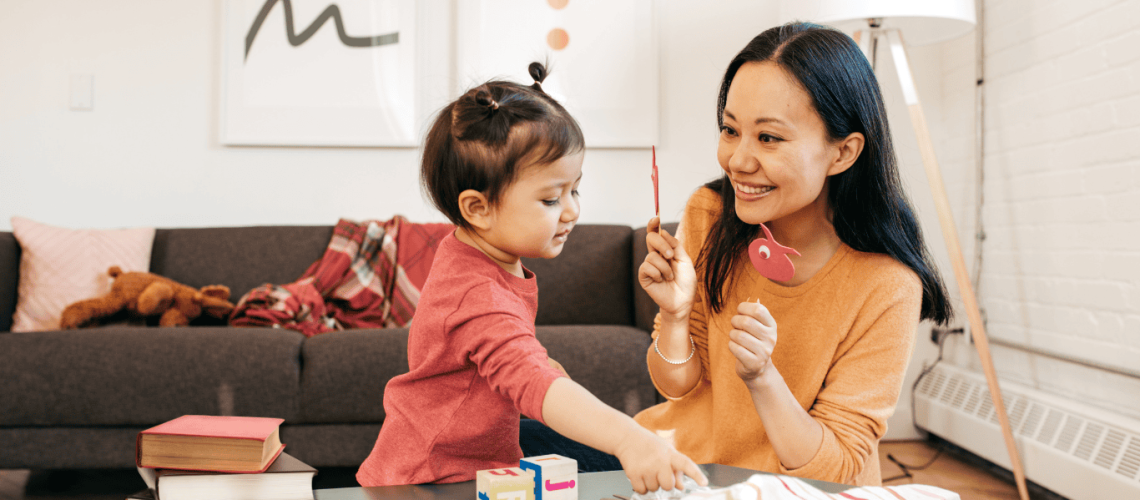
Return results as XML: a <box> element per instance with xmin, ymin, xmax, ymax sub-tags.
<box><xmin>457</xmin><ymin>189</ymin><xmax>493</xmax><ymax>231</ymax></box>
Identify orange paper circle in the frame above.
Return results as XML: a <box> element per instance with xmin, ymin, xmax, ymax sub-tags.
<box><xmin>547</xmin><ymin>0</ymin><xmax>569</xmax><ymax>10</ymax></box>
<box><xmin>547</xmin><ymin>28</ymin><xmax>569</xmax><ymax>50</ymax></box>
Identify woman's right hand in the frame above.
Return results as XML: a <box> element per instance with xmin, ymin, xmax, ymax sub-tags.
<box><xmin>614</xmin><ymin>427</ymin><xmax>708</xmax><ymax>494</ymax></box>
<box><xmin>639</xmin><ymin>217</ymin><xmax>697</xmax><ymax>321</ymax></box>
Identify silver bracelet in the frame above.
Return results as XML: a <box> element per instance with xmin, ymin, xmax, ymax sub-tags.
<box><xmin>654</xmin><ymin>335</ymin><xmax>695</xmax><ymax>365</ymax></box>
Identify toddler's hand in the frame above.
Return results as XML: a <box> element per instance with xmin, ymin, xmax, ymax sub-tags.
<box><xmin>727</xmin><ymin>300</ymin><xmax>777</xmax><ymax>386</ymax></box>
<box><xmin>638</xmin><ymin>217</ymin><xmax>697</xmax><ymax>321</ymax></box>
<box><xmin>613</xmin><ymin>427</ymin><xmax>707</xmax><ymax>494</ymax></box>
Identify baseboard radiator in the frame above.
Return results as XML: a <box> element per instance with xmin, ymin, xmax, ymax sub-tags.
<box><xmin>914</xmin><ymin>363</ymin><xmax>1140</xmax><ymax>499</ymax></box>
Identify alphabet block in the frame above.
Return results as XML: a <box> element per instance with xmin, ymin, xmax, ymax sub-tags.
<box><xmin>477</xmin><ymin>467</ymin><xmax>536</xmax><ymax>500</ymax></box>
<box><xmin>520</xmin><ymin>454</ymin><xmax>578</xmax><ymax>500</ymax></box>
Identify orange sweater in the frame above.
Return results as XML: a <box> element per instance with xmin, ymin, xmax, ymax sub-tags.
<box><xmin>634</xmin><ymin>188</ymin><xmax>921</xmax><ymax>486</ymax></box>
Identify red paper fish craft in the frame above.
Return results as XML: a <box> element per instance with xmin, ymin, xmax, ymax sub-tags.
<box><xmin>748</xmin><ymin>223</ymin><xmax>801</xmax><ymax>282</ymax></box>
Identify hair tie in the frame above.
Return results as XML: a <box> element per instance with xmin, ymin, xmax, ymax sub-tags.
<box><xmin>473</xmin><ymin>89</ymin><xmax>499</xmax><ymax>112</ymax></box>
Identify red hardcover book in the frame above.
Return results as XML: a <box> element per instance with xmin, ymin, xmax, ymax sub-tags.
<box><xmin>136</xmin><ymin>415</ymin><xmax>285</xmax><ymax>473</ymax></box>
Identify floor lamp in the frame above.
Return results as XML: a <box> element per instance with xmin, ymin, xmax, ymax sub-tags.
<box><xmin>779</xmin><ymin>2</ymin><xmax>1029</xmax><ymax>499</ymax></box>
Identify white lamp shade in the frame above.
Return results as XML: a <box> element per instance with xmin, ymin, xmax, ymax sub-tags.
<box><xmin>779</xmin><ymin>0</ymin><xmax>976</xmax><ymax>45</ymax></box>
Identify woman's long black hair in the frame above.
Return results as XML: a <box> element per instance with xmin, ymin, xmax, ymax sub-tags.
<box><xmin>700</xmin><ymin>22</ymin><xmax>952</xmax><ymax>325</ymax></box>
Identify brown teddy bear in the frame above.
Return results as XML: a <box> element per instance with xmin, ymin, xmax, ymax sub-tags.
<box><xmin>59</xmin><ymin>266</ymin><xmax>235</xmax><ymax>329</ymax></box>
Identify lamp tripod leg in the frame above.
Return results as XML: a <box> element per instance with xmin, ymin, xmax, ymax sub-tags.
<box><xmin>854</xmin><ymin>30</ymin><xmax>875</xmax><ymax>69</ymax></box>
<box><xmin>883</xmin><ymin>29</ymin><xmax>1030</xmax><ymax>500</ymax></box>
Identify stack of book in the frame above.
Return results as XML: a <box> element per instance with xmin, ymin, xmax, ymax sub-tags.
<box><xmin>129</xmin><ymin>415</ymin><xmax>317</xmax><ymax>500</ymax></box>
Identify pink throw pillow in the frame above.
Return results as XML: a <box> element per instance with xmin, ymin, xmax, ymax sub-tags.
<box><xmin>9</xmin><ymin>217</ymin><xmax>155</xmax><ymax>332</ymax></box>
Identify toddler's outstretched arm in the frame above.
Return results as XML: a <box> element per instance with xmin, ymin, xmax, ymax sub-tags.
<box><xmin>541</xmin><ymin>377</ymin><xmax>707</xmax><ymax>494</ymax></box>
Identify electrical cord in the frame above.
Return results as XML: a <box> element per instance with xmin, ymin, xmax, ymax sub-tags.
<box><xmin>883</xmin><ymin>445</ymin><xmax>946</xmax><ymax>483</ymax></box>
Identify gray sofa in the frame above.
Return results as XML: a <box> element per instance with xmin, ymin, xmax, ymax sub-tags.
<box><xmin>0</xmin><ymin>222</ymin><xmax>673</xmax><ymax>470</ymax></box>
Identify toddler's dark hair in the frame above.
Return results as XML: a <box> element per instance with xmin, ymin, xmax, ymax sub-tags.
<box><xmin>421</xmin><ymin>62</ymin><xmax>584</xmax><ymax>231</ymax></box>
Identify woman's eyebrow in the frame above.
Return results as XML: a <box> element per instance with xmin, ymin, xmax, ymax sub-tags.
<box><xmin>753</xmin><ymin>117</ymin><xmax>788</xmax><ymax>126</ymax></box>
<box><xmin>723</xmin><ymin>110</ymin><xmax>788</xmax><ymax>127</ymax></box>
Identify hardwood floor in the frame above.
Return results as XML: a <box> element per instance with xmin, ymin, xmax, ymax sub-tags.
<box><xmin>0</xmin><ymin>437</ymin><xmax>1064</xmax><ymax>499</ymax></box>
<box><xmin>880</xmin><ymin>436</ymin><xmax>1067</xmax><ymax>500</ymax></box>
<box><xmin>880</xmin><ymin>439</ymin><xmax>1022</xmax><ymax>499</ymax></box>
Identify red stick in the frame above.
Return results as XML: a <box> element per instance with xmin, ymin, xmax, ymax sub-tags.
<box><xmin>651</xmin><ymin>146</ymin><xmax>659</xmax><ymax>217</ymax></box>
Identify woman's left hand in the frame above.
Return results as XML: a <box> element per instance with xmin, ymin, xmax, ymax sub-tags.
<box><xmin>727</xmin><ymin>300</ymin><xmax>777</xmax><ymax>386</ymax></box>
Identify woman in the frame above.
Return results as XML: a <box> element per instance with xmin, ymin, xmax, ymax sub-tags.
<box><xmin>636</xmin><ymin>22</ymin><xmax>952</xmax><ymax>486</ymax></box>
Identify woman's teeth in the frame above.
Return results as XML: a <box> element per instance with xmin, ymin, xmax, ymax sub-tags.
<box><xmin>738</xmin><ymin>184</ymin><xmax>775</xmax><ymax>195</ymax></box>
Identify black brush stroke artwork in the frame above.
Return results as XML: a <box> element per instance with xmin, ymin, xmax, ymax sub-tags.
<box><xmin>245</xmin><ymin>0</ymin><xmax>399</xmax><ymax>61</ymax></box>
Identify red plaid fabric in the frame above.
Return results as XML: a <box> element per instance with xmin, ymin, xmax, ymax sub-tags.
<box><xmin>229</xmin><ymin>217</ymin><xmax>453</xmax><ymax>337</ymax></box>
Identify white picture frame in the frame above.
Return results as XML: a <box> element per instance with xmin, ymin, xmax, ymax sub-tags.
<box><xmin>456</xmin><ymin>0</ymin><xmax>659</xmax><ymax>148</ymax></box>
<box><xmin>220</xmin><ymin>0</ymin><xmax>420</xmax><ymax>147</ymax></box>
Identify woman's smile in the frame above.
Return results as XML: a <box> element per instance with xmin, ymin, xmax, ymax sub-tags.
<box><xmin>733</xmin><ymin>180</ymin><xmax>776</xmax><ymax>201</ymax></box>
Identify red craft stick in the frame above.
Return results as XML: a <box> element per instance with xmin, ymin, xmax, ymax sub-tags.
<box><xmin>651</xmin><ymin>146</ymin><xmax>659</xmax><ymax>217</ymax></box>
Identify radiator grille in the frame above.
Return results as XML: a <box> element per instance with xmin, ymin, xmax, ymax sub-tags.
<box><xmin>1096</xmin><ymin>429</ymin><xmax>1126</xmax><ymax>470</ymax></box>
<box><xmin>1056</xmin><ymin>414</ymin><xmax>1084</xmax><ymax>454</ymax></box>
<box><xmin>914</xmin><ymin>364</ymin><xmax>1140</xmax><ymax>498</ymax></box>
<box><xmin>952</xmin><ymin>377</ymin><xmax>971</xmax><ymax>408</ymax></box>
<box><xmin>1075</xmin><ymin>423</ymin><xmax>1104</xmax><ymax>461</ymax></box>
<box><xmin>941</xmin><ymin>376</ymin><xmax>961</xmax><ymax>405</ymax></box>
<box><xmin>1021</xmin><ymin>402</ymin><xmax>1045</xmax><ymax>437</ymax></box>
<box><xmin>1008</xmin><ymin>395</ymin><xmax>1028</xmax><ymax>430</ymax></box>
<box><xmin>978</xmin><ymin>388</ymin><xmax>994</xmax><ymax>420</ymax></box>
<box><xmin>1117</xmin><ymin>438</ymin><xmax>1140</xmax><ymax>479</ymax></box>
<box><xmin>1037</xmin><ymin>408</ymin><xmax>1063</xmax><ymax>444</ymax></box>
<box><xmin>964</xmin><ymin>382</ymin><xmax>983</xmax><ymax>414</ymax></box>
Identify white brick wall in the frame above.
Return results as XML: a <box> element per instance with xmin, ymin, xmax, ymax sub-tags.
<box><xmin>935</xmin><ymin>0</ymin><xmax>1140</xmax><ymax>421</ymax></box>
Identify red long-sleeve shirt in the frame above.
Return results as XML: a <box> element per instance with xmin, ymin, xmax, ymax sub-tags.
<box><xmin>356</xmin><ymin>232</ymin><xmax>564</xmax><ymax>486</ymax></box>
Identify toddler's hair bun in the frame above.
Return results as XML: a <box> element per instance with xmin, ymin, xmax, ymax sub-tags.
<box><xmin>529</xmin><ymin>62</ymin><xmax>548</xmax><ymax>92</ymax></box>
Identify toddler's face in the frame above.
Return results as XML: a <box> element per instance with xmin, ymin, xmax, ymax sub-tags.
<box><xmin>484</xmin><ymin>151</ymin><xmax>584</xmax><ymax>260</ymax></box>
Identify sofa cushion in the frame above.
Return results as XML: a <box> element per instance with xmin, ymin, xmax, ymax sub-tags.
<box><xmin>149</xmin><ymin>226</ymin><xmax>334</xmax><ymax>300</ymax></box>
<box><xmin>536</xmin><ymin>325</ymin><xmax>656</xmax><ymax>416</ymax></box>
<box><xmin>632</xmin><ymin>222</ymin><xmax>679</xmax><ymax>333</ymax></box>
<box><xmin>8</xmin><ymin>217</ymin><xmax>155</xmax><ymax>332</ymax></box>
<box><xmin>0</xmin><ymin>232</ymin><xmax>19</xmax><ymax>332</ymax></box>
<box><xmin>0</xmin><ymin>327</ymin><xmax>304</xmax><ymax>426</ymax></box>
<box><xmin>298</xmin><ymin>328</ymin><xmax>409</xmax><ymax>423</ymax></box>
<box><xmin>0</xmin><ymin>427</ymin><xmax>145</xmax><ymax>469</ymax></box>
<box><xmin>279</xmin><ymin>423</ymin><xmax>382</xmax><ymax>468</ymax></box>
<box><xmin>297</xmin><ymin>324</ymin><xmax>655</xmax><ymax>423</ymax></box>
<box><xmin>523</xmin><ymin>225</ymin><xmax>634</xmax><ymax>327</ymax></box>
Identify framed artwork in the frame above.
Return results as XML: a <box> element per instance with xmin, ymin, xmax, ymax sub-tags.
<box><xmin>221</xmin><ymin>0</ymin><xmax>419</xmax><ymax>146</ymax></box>
<box><xmin>456</xmin><ymin>0</ymin><xmax>658</xmax><ymax>148</ymax></box>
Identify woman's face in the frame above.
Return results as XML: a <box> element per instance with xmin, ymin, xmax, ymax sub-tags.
<box><xmin>717</xmin><ymin>61</ymin><xmax>851</xmax><ymax>227</ymax></box>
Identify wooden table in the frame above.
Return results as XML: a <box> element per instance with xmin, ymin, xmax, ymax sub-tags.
<box><xmin>314</xmin><ymin>464</ymin><xmax>849</xmax><ymax>500</ymax></box>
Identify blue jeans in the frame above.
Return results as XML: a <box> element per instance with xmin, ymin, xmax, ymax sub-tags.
<box><xmin>519</xmin><ymin>419</ymin><xmax>623</xmax><ymax>472</ymax></box>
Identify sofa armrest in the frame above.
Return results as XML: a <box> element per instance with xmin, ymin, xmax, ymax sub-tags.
<box><xmin>0</xmin><ymin>232</ymin><xmax>19</xmax><ymax>333</ymax></box>
<box><xmin>631</xmin><ymin>222</ymin><xmax>679</xmax><ymax>333</ymax></box>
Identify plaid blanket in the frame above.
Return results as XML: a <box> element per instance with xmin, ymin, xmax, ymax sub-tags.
<box><xmin>229</xmin><ymin>217</ymin><xmax>453</xmax><ymax>337</ymax></box>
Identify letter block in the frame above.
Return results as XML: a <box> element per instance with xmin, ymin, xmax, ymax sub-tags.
<box><xmin>519</xmin><ymin>454</ymin><xmax>578</xmax><ymax>500</ymax></box>
<box><xmin>477</xmin><ymin>467</ymin><xmax>536</xmax><ymax>500</ymax></box>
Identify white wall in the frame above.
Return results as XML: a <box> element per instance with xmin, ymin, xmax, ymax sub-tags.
<box><xmin>938</xmin><ymin>0</ymin><xmax>1140</xmax><ymax>424</ymax></box>
<box><xmin>0</xmin><ymin>0</ymin><xmax>782</xmax><ymax>231</ymax></box>
<box><xmin>1</xmin><ymin>1</ymin><xmax>972</xmax><ymax>439</ymax></box>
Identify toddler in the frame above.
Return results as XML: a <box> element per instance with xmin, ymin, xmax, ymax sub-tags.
<box><xmin>356</xmin><ymin>63</ymin><xmax>706</xmax><ymax>494</ymax></box>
